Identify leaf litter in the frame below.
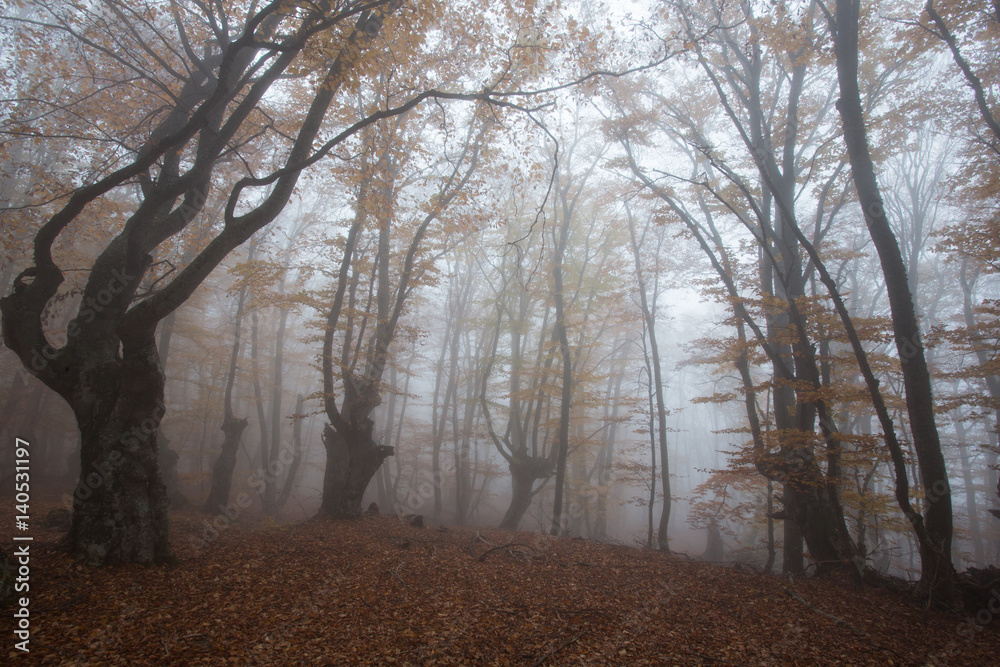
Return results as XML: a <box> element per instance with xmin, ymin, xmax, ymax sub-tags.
<box><xmin>2</xmin><ymin>497</ymin><xmax>996</xmax><ymax>666</ymax></box>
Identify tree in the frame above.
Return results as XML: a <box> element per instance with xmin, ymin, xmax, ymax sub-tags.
<box><xmin>833</xmin><ymin>0</ymin><xmax>955</xmax><ymax>604</ymax></box>
<box><xmin>616</xmin><ymin>0</ymin><xmax>864</xmax><ymax>575</ymax></box>
<box><xmin>625</xmin><ymin>202</ymin><xmax>672</xmax><ymax>552</ymax></box>
<box><xmin>478</xmin><ymin>217</ymin><xmax>560</xmax><ymax>531</ymax></box>
<box><xmin>202</xmin><ymin>241</ymin><xmax>255</xmax><ymax>514</ymax></box>
<box><xmin>318</xmin><ymin>95</ymin><xmax>490</xmax><ymax>519</ymax></box>
<box><xmin>923</xmin><ymin>0</ymin><xmax>1000</xmax><ymax>550</ymax></box>
<box><xmin>0</xmin><ymin>0</ymin><xmax>485</xmax><ymax>564</ymax></box>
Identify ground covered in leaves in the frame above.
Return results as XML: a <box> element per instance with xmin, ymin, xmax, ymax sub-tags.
<box><xmin>3</xmin><ymin>494</ymin><xmax>997</xmax><ymax>666</ymax></box>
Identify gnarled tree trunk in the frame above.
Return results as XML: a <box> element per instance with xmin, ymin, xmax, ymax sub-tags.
<box><xmin>500</xmin><ymin>457</ymin><xmax>551</xmax><ymax>531</ymax></box>
<box><xmin>66</xmin><ymin>333</ymin><xmax>173</xmax><ymax>565</ymax></box>
<box><xmin>320</xmin><ymin>421</ymin><xmax>392</xmax><ymax>519</ymax></box>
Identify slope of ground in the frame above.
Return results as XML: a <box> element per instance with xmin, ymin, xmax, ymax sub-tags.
<box><xmin>2</xmin><ymin>495</ymin><xmax>997</xmax><ymax>666</ymax></box>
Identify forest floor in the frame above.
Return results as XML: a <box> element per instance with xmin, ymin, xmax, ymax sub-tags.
<box><xmin>2</xmin><ymin>491</ymin><xmax>998</xmax><ymax>666</ymax></box>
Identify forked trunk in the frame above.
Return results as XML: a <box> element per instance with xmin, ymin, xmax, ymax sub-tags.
<box><xmin>500</xmin><ymin>457</ymin><xmax>550</xmax><ymax>531</ymax></box>
<box><xmin>500</xmin><ymin>471</ymin><xmax>536</xmax><ymax>531</ymax></box>
<box><xmin>320</xmin><ymin>423</ymin><xmax>393</xmax><ymax>519</ymax></box>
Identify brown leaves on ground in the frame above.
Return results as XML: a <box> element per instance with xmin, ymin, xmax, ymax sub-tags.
<box><xmin>2</xmin><ymin>499</ymin><xmax>997</xmax><ymax>666</ymax></box>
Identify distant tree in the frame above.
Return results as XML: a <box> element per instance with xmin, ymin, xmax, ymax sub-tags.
<box><xmin>479</xmin><ymin>217</ymin><xmax>560</xmax><ymax>531</ymax></box>
<box><xmin>0</xmin><ymin>0</ymin><xmax>512</xmax><ymax>564</ymax></box>
<box><xmin>318</xmin><ymin>96</ymin><xmax>490</xmax><ymax>519</ymax></box>
<box><xmin>616</xmin><ymin>0</ymin><xmax>864</xmax><ymax>573</ymax></box>
<box><xmin>924</xmin><ymin>0</ymin><xmax>1000</xmax><ymax>546</ymax></box>
<box><xmin>624</xmin><ymin>202</ymin><xmax>671</xmax><ymax>552</ymax></box>
<box><xmin>202</xmin><ymin>241</ymin><xmax>255</xmax><ymax>515</ymax></box>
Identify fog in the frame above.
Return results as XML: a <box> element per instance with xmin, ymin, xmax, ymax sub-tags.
<box><xmin>1</xmin><ymin>0</ymin><xmax>998</xmax><ymax>592</ymax></box>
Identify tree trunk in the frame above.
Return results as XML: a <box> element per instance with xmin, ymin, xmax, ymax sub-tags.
<box><xmin>548</xmin><ymin>209</ymin><xmax>573</xmax><ymax>537</ymax></box>
<box><xmin>203</xmin><ymin>415</ymin><xmax>249</xmax><ymax>514</ymax></box>
<box><xmin>429</xmin><ymin>315</ymin><xmax>453</xmax><ymax>520</ymax></box>
<box><xmin>67</xmin><ymin>339</ymin><xmax>172</xmax><ymax>565</ymax></box>
<box><xmin>644</xmin><ymin>355</ymin><xmax>657</xmax><ymax>551</ymax></box>
<box><xmin>835</xmin><ymin>0</ymin><xmax>954</xmax><ymax>605</ymax></box>
<box><xmin>455</xmin><ymin>342</ymin><xmax>477</xmax><ymax>525</ymax></box>
<box><xmin>782</xmin><ymin>486</ymin><xmax>805</xmax><ymax>574</ymax></box>
<box><xmin>953</xmin><ymin>412</ymin><xmax>985</xmax><ymax>564</ymax></box>
<box><xmin>320</xmin><ymin>422</ymin><xmax>392</xmax><ymax>519</ymax></box>
<box><xmin>626</xmin><ymin>203</ymin><xmax>671</xmax><ymax>552</ymax></box>
<box><xmin>250</xmin><ymin>308</ymin><xmax>269</xmax><ymax>472</ymax></box>
<box><xmin>263</xmin><ymin>305</ymin><xmax>290</xmax><ymax>514</ymax></box>
<box><xmin>501</xmin><ymin>459</ymin><xmax>548</xmax><ymax>531</ymax></box>
<box><xmin>276</xmin><ymin>394</ymin><xmax>306</xmax><ymax>512</ymax></box>
<box><xmin>765</xmin><ymin>479</ymin><xmax>776</xmax><ymax>574</ymax></box>
<box><xmin>203</xmin><ymin>245</ymin><xmax>252</xmax><ymax>514</ymax></box>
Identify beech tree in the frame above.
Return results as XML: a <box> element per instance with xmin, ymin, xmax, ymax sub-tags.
<box><xmin>0</xmin><ymin>0</ymin><xmax>522</xmax><ymax>564</ymax></box>
<box><xmin>833</xmin><ymin>0</ymin><xmax>955</xmax><ymax>605</ymax></box>
<box><xmin>624</xmin><ymin>201</ymin><xmax>672</xmax><ymax>552</ymax></box>
<box><xmin>479</xmin><ymin>206</ymin><xmax>561</xmax><ymax>531</ymax></box>
<box><xmin>924</xmin><ymin>0</ymin><xmax>1000</xmax><ymax>545</ymax></box>
<box><xmin>202</xmin><ymin>240</ymin><xmax>255</xmax><ymax>514</ymax></box>
<box><xmin>616</xmin><ymin>0</ymin><xmax>865</xmax><ymax>575</ymax></box>
<box><xmin>318</xmin><ymin>93</ymin><xmax>491</xmax><ymax>518</ymax></box>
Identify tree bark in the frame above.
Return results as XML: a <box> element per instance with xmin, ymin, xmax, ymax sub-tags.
<box><xmin>501</xmin><ymin>458</ymin><xmax>552</xmax><ymax>531</ymax></box>
<box><xmin>834</xmin><ymin>0</ymin><xmax>954</xmax><ymax>605</ymax></box>
<box><xmin>66</xmin><ymin>333</ymin><xmax>173</xmax><ymax>565</ymax></box>
<box><xmin>320</xmin><ymin>421</ymin><xmax>392</xmax><ymax>518</ymax></box>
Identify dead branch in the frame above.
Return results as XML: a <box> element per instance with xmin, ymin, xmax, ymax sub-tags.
<box><xmin>469</xmin><ymin>531</ymin><xmax>499</xmax><ymax>558</ymax></box>
<box><xmin>393</xmin><ymin>562</ymin><xmax>407</xmax><ymax>586</ymax></box>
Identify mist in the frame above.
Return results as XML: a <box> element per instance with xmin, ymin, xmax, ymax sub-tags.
<box><xmin>1</xmin><ymin>1</ymin><xmax>999</xmax><ymax>658</ymax></box>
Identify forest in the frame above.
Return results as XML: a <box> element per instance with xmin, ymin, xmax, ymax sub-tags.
<box><xmin>0</xmin><ymin>0</ymin><xmax>999</xmax><ymax>663</ymax></box>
